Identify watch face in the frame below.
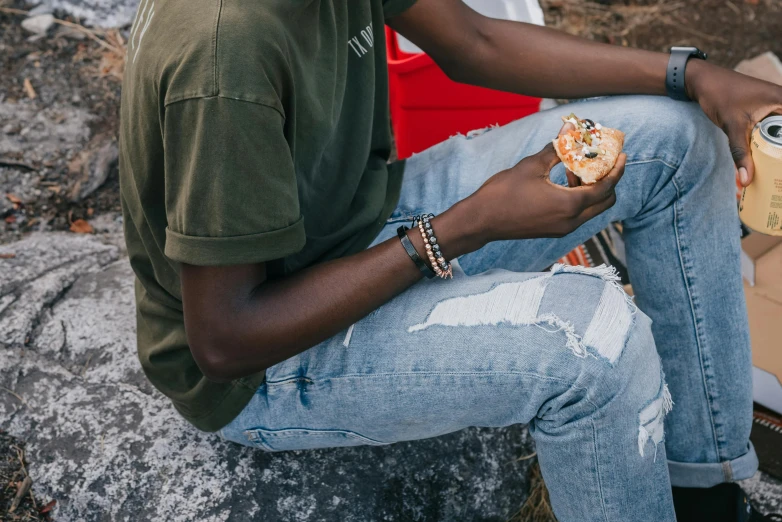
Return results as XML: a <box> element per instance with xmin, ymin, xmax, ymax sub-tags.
<box><xmin>671</xmin><ymin>46</ymin><xmax>708</xmax><ymax>60</ymax></box>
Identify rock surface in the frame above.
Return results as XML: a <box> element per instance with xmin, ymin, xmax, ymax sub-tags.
<box><xmin>1</xmin><ymin>232</ymin><xmax>781</xmax><ymax>521</ymax></box>
<box><xmin>20</xmin><ymin>13</ymin><xmax>55</xmax><ymax>35</ymax></box>
<box><xmin>29</xmin><ymin>0</ymin><xmax>138</xmax><ymax>28</ymax></box>
<box><xmin>0</xmin><ymin>233</ymin><xmax>541</xmax><ymax>521</ymax></box>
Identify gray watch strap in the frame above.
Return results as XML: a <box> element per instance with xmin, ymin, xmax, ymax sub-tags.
<box><xmin>666</xmin><ymin>47</ymin><xmax>707</xmax><ymax>101</ymax></box>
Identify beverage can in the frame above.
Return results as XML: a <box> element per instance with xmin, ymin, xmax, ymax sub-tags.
<box><xmin>739</xmin><ymin>116</ymin><xmax>782</xmax><ymax>236</ymax></box>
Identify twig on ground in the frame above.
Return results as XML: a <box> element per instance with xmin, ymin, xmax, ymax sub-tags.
<box><xmin>9</xmin><ymin>475</ymin><xmax>33</xmax><ymax>513</ymax></box>
<box><xmin>0</xmin><ymin>159</ymin><xmax>36</xmax><ymax>171</ymax></box>
<box><xmin>514</xmin><ymin>451</ymin><xmax>537</xmax><ymax>462</ymax></box>
<box><xmin>81</xmin><ymin>353</ymin><xmax>94</xmax><ymax>377</ymax></box>
<box><xmin>725</xmin><ymin>0</ymin><xmax>743</xmax><ymax>16</ymax></box>
<box><xmin>509</xmin><ymin>460</ymin><xmax>558</xmax><ymax>522</ymax></box>
<box><xmin>1</xmin><ymin>386</ymin><xmax>31</xmax><ymax>410</ymax></box>
<box><xmin>0</xmin><ymin>6</ymin><xmax>125</xmax><ymax>56</ymax></box>
<box><xmin>658</xmin><ymin>16</ymin><xmax>730</xmax><ymax>43</ymax></box>
<box><xmin>23</xmin><ymin>78</ymin><xmax>37</xmax><ymax>99</ymax></box>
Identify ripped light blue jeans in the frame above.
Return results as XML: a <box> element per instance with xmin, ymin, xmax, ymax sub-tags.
<box><xmin>221</xmin><ymin>96</ymin><xmax>758</xmax><ymax>521</ymax></box>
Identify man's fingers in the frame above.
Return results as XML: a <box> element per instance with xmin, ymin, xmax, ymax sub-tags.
<box><xmin>577</xmin><ymin>153</ymin><xmax>627</xmax><ymax>208</ymax></box>
<box><xmin>534</xmin><ymin>142</ymin><xmax>563</xmax><ymax>173</ymax></box>
<box><xmin>577</xmin><ymin>191</ymin><xmax>617</xmax><ymax>223</ymax></box>
<box><xmin>728</xmin><ymin>125</ymin><xmax>754</xmax><ymax>186</ymax></box>
<box><xmin>566</xmin><ymin>170</ymin><xmax>581</xmax><ymax>188</ymax></box>
<box><xmin>534</xmin><ymin>123</ymin><xmax>575</xmax><ymax>172</ymax></box>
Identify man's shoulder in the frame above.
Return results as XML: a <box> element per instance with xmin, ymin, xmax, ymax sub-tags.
<box><xmin>212</xmin><ymin>1</ymin><xmax>294</xmax><ymax>109</ymax></box>
<box><xmin>129</xmin><ymin>0</ymin><xmax>291</xmax><ymax>109</ymax></box>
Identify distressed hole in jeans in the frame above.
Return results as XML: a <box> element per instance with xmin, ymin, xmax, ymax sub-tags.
<box><xmin>638</xmin><ymin>380</ymin><xmax>674</xmax><ymax>459</ymax></box>
<box><xmin>408</xmin><ymin>264</ymin><xmax>636</xmax><ymax>361</ymax></box>
<box><xmin>407</xmin><ymin>276</ymin><xmax>589</xmax><ymax>357</ymax></box>
<box><xmin>551</xmin><ymin>263</ymin><xmax>637</xmax><ymax>364</ymax></box>
<box><xmin>449</xmin><ymin>123</ymin><xmax>500</xmax><ymax>140</ymax></box>
<box><xmin>408</xmin><ymin>277</ymin><xmax>547</xmax><ymax>331</ymax></box>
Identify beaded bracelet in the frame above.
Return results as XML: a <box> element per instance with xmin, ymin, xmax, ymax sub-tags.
<box><xmin>414</xmin><ymin>214</ymin><xmax>453</xmax><ymax>279</ymax></box>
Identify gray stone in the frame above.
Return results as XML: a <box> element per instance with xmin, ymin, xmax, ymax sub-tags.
<box><xmin>0</xmin><ymin>232</ymin><xmax>780</xmax><ymax>521</ymax></box>
<box><xmin>0</xmin><ymin>168</ymin><xmax>41</xmax><ymax>215</ymax></box>
<box><xmin>0</xmin><ymin>102</ymin><xmax>93</xmax><ymax>161</ymax></box>
<box><xmin>31</xmin><ymin>0</ymin><xmax>139</xmax><ymax>28</ymax></box>
<box><xmin>0</xmin><ymin>233</ymin><xmax>536</xmax><ymax>521</ymax></box>
<box><xmin>27</xmin><ymin>4</ymin><xmax>55</xmax><ymax>16</ymax></box>
<box><xmin>67</xmin><ymin>134</ymin><xmax>119</xmax><ymax>201</ymax></box>
<box><xmin>21</xmin><ymin>14</ymin><xmax>55</xmax><ymax>36</ymax></box>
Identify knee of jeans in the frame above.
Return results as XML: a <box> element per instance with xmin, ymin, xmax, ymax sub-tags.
<box><xmin>536</xmin><ymin>272</ymin><xmax>670</xmax><ymax>454</ymax></box>
<box><xmin>622</xmin><ymin>96</ymin><xmax>727</xmax><ymax>166</ymax></box>
<box><xmin>535</xmin><ymin>265</ymin><xmax>640</xmax><ymax>366</ymax></box>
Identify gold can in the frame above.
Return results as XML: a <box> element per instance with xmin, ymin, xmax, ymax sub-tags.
<box><xmin>739</xmin><ymin>116</ymin><xmax>782</xmax><ymax>236</ymax></box>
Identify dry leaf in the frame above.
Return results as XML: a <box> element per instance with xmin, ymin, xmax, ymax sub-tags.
<box><xmin>0</xmin><ymin>253</ymin><xmax>16</xmax><ymax>259</ymax></box>
<box><xmin>23</xmin><ymin>78</ymin><xmax>37</xmax><ymax>99</ymax></box>
<box><xmin>5</xmin><ymin>215</ymin><xmax>16</xmax><ymax>224</ymax></box>
<box><xmin>69</xmin><ymin>219</ymin><xmax>93</xmax><ymax>234</ymax></box>
<box><xmin>98</xmin><ymin>51</ymin><xmax>125</xmax><ymax>80</ymax></box>
<box><xmin>6</xmin><ymin>193</ymin><xmax>22</xmax><ymax>205</ymax></box>
<box><xmin>68</xmin><ymin>153</ymin><xmax>84</xmax><ymax>176</ymax></box>
<box><xmin>39</xmin><ymin>499</ymin><xmax>57</xmax><ymax>514</ymax></box>
<box><xmin>46</xmin><ymin>185</ymin><xmax>62</xmax><ymax>194</ymax></box>
<box><xmin>87</xmin><ymin>207</ymin><xmax>94</xmax><ymax>217</ymax></box>
<box><xmin>745</xmin><ymin>0</ymin><xmax>759</xmax><ymax>4</ymax></box>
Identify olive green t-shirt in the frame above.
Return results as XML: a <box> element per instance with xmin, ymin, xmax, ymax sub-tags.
<box><xmin>119</xmin><ymin>0</ymin><xmax>417</xmax><ymax>432</ymax></box>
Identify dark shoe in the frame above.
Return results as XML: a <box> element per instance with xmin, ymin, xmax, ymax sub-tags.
<box><xmin>673</xmin><ymin>482</ymin><xmax>781</xmax><ymax>522</ymax></box>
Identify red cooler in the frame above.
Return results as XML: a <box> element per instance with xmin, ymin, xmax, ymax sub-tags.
<box><xmin>385</xmin><ymin>5</ymin><xmax>544</xmax><ymax>159</ymax></box>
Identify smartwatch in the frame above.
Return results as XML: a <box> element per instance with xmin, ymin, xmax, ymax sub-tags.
<box><xmin>666</xmin><ymin>47</ymin><xmax>708</xmax><ymax>101</ymax></box>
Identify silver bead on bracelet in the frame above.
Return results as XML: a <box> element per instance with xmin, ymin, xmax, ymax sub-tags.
<box><xmin>414</xmin><ymin>214</ymin><xmax>453</xmax><ymax>279</ymax></box>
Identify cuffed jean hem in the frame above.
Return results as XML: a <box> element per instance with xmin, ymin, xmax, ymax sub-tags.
<box><xmin>667</xmin><ymin>442</ymin><xmax>759</xmax><ymax>487</ymax></box>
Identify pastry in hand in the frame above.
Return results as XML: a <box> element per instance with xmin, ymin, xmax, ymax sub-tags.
<box><xmin>552</xmin><ymin>113</ymin><xmax>625</xmax><ymax>185</ymax></box>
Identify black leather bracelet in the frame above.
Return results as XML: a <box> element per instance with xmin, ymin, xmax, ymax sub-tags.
<box><xmin>397</xmin><ymin>226</ymin><xmax>435</xmax><ymax>279</ymax></box>
<box><xmin>666</xmin><ymin>46</ymin><xmax>707</xmax><ymax>102</ymax></box>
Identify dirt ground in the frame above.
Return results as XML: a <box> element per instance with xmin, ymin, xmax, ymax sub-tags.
<box><xmin>541</xmin><ymin>0</ymin><xmax>782</xmax><ymax>68</ymax></box>
<box><xmin>0</xmin><ymin>0</ymin><xmax>123</xmax><ymax>245</ymax></box>
<box><xmin>0</xmin><ymin>432</ymin><xmax>51</xmax><ymax>522</ymax></box>
<box><xmin>1</xmin><ymin>0</ymin><xmax>781</xmax><ymax>519</ymax></box>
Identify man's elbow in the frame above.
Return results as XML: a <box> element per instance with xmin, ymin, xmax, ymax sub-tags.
<box><xmin>188</xmin><ymin>330</ymin><xmax>266</xmax><ymax>383</ymax></box>
<box><xmin>192</xmin><ymin>345</ymin><xmax>236</xmax><ymax>383</ymax></box>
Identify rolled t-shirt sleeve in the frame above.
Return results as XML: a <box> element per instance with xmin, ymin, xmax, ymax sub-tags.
<box><xmin>163</xmin><ymin>96</ymin><xmax>305</xmax><ymax>266</ymax></box>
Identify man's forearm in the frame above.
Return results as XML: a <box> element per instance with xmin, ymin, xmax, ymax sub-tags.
<box><xmin>440</xmin><ymin>17</ymin><xmax>669</xmax><ymax>100</ymax></box>
<box><xmin>183</xmin><ymin>198</ymin><xmax>484</xmax><ymax>382</ymax></box>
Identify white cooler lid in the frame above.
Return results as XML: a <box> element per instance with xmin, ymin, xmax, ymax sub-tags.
<box><xmin>395</xmin><ymin>0</ymin><xmax>545</xmax><ymax>55</ymax></box>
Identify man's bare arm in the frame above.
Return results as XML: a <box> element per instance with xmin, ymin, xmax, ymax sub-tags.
<box><xmin>181</xmin><ymin>200</ymin><xmax>478</xmax><ymax>382</ymax></box>
<box><xmin>387</xmin><ymin>0</ymin><xmax>667</xmax><ymax>99</ymax></box>
<box><xmin>181</xmin><ymin>145</ymin><xmax>625</xmax><ymax>382</ymax></box>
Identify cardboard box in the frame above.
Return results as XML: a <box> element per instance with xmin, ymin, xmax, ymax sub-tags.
<box><xmin>742</xmin><ymin>235</ymin><xmax>782</xmax><ymax>414</ymax></box>
<box><xmin>735</xmin><ymin>52</ymin><xmax>782</xmax><ymax>86</ymax></box>
<box><xmin>741</xmin><ymin>234</ymin><xmax>782</xmax><ymax>287</ymax></box>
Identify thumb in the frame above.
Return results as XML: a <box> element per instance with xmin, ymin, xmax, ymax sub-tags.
<box><xmin>534</xmin><ymin>142</ymin><xmax>562</xmax><ymax>174</ymax></box>
<box><xmin>729</xmin><ymin>126</ymin><xmax>754</xmax><ymax>187</ymax></box>
<box><xmin>527</xmin><ymin>122</ymin><xmax>575</xmax><ymax>176</ymax></box>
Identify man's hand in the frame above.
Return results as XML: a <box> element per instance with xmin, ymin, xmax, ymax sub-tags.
<box><xmin>469</xmin><ymin>136</ymin><xmax>626</xmax><ymax>242</ymax></box>
<box><xmin>686</xmin><ymin>60</ymin><xmax>782</xmax><ymax>186</ymax></box>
